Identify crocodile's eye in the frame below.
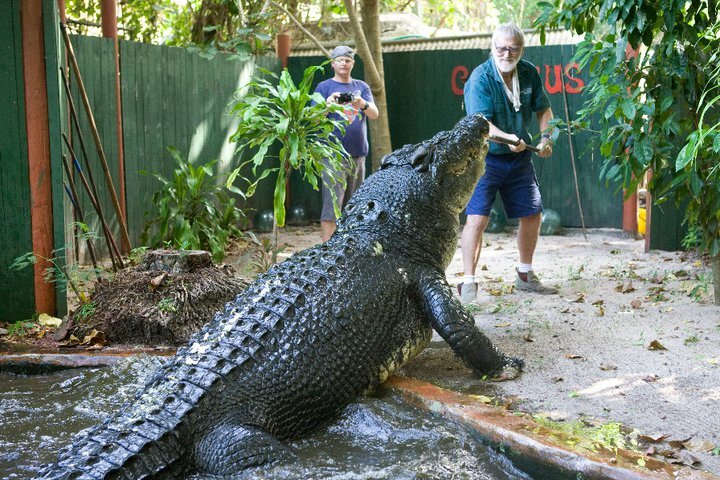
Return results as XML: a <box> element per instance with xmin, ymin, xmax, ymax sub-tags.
<box><xmin>446</xmin><ymin>161</ymin><xmax>468</xmax><ymax>176</ymax></box>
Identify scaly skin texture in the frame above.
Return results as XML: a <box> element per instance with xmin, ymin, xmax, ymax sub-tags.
<box><xmin>38</xmin><ymin>114</ymin><xmax>522</xmax><ymax>480</ymax></box>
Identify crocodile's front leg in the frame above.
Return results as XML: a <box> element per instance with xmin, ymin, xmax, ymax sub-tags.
<box><xmin>417</xmin><ymin>272</ymin><xmax>523</xmax><ymax>381</ymax></box>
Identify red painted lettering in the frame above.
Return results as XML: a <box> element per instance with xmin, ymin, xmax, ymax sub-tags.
<box><xmin>564</xmin><ymin>63</ymin><xmax>585</xmax><ymax>93</ymax></box>
<box><xmin>451</xmin><ymin>65</ymin><xmax>469</xmax><ymax>96</ymax></box>
<box><xmin>545</xmin><ymin>64</ymin><xmax>564</xmax><ymax>94</ymax></box>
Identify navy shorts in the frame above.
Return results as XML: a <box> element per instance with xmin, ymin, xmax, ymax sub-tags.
<box><xmin>466</xmin><ymin>150</ymin><xmax>543</xmax><ymax>219</ymax></box>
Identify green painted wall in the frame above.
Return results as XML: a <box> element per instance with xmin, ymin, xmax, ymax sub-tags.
<box><xmin>119</xmin><ymin>42</ymin><xmax>280</xmax><ymax>246</ymax></box>
<box><xmin>63</xmin><ymin>38</ymin><xmax>280</xmax><ymax>249</ymax></box>
<box><xmin>288</xmin><ymin>46</ymin><xmax>624</xmax><ymax>229</ymax></box>
<box><xmin>44</xmin><ymin>0</ymin><xmax>68</xmax><ymax>315</ymax></box>
<box><xmin>0</xmin><ymin>0</ymin><xmax>35</xmax><ymax>322</ymax></box>
<box><xmin>65</xmin><ymin>35</ymin><xmax>122</xmax><ymax>260</ymax></box>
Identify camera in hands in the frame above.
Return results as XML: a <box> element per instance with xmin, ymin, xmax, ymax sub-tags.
<box><xmin>337</xmin><ymin>92</ymin><xmax>354</xmax><ymax>104</ymax></box>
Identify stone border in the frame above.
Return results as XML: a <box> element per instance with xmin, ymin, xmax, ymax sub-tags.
<box><xmin>0</xmin><ymin>350</ymin><xmax>173</xmax><ymax>374</ymax></box>
<box><xmin>386</xmin><ymin>376</ymin><xmax>719</xmax><ymax>480</ymax></box>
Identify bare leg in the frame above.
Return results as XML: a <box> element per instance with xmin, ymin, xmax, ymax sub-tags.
<box><xmin>321</xmin><ymin>221</ymin><xmax>336</xmax><ymax>242</ymax></box>
<box><xmin>517</xmin><ymin>213</ymin><xmax>541</xmax><ymax>265</ymax></box>
<box><xmin>461</xmin><ymin>214</ymin><xmax>490</xmax><ymax>275</ymax></box>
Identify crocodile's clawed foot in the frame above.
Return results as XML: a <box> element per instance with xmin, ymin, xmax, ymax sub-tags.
<box><xmin>489</xmin><ymin>356</ymin><xmax>524</xmax><ymax>382</ymax></box>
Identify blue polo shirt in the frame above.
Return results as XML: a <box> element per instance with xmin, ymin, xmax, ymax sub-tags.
<box><xmin>464</xmin><ymin>58</ymin><xmax>550</xmax><ymax>155</ymax></box>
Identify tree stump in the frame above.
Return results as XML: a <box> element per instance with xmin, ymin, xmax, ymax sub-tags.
<box><xmin>67</xmin><ymin>249</ymin><xmax>248</xmax><ymax>346</ymax></box>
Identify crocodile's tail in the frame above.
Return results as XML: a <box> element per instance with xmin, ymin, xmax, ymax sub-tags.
<box><xmin>37</xmin><ymin>414</ymin><xmax>186</xmax><ymax>480</ymax></box>
<box><xmin>36</xmin><ymin>360</ymin><xmax>208</xmax><ymax>480</ymax></box>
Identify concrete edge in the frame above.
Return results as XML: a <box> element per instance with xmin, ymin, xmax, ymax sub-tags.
<box><xmin>386</xmin><ymin>375</ymin><xmax>719</xmax><ymax>480</ymax></box>
<box><xmin>0</xmin><ymin>350</ymin><xmax>173</xmax><ymax>373</ymax></box>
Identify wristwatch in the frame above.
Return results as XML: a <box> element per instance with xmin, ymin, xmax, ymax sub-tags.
<box><xmin>361</xmin><ymin>102</ymin><xmax>369</xmax><ymax>111</ymax></box>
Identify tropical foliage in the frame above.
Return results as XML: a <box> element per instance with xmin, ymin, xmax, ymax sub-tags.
<box><xmin>227</xmin><ymin>64</ymin><xmax>349</xmax><ymax>227</ymax></box>
<box><xmin>141</xmin><ymin>147</ymin><xmax>246</xmax><ymax>261</ymax></box>
<box><xmin>536</xmin><ymin>0</ymin><xmax>720</xmax><ymax>302</ymax></box>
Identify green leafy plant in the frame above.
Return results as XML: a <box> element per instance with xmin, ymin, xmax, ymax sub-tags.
<box><xmin>127</xmin><ymin>246</ymin><xmax>150</xmax><ymax>266</ymax></box>
<box><xmin>6</xmin><ymin>319</ymin><xmax>38</xmax><ymax>338</ymax></box>
<box><xmin>10</xmin><ymin>248</ymin><xmax>101</xmax><ymax>304</ymax></box>
<box><xmin>684</xmin><ymin>272</ymin><xmax>712</xmax><ymax>303</ymax></box>
<box><xmin>156</xmin><ymin>297</ymin><xmax>177</xmax><ymax>314</ymax></box>
<box><xmin>141</xmin><ymin>147</ymin><xmax>247</xmax><ymax>262</ymax></box>
<box><xmin>74</xmin><ymin>301</ymin><xmax>96</xmax><ymax>321</ymax></box>
<box><xmin>227</xmin><ymin>63</ymin><xmax>350</xmax><ymax>228</ymax></box>
<box><xmin>536</xmin><ymin>2</ymin><xmax>720</xmax><ymax>304</ymax></box>
<box><xmin>681</xmin><ymin>223</ymin><xmax>704</xmax><ymax>251</ymax></box>
<box><xmin>247</xmin><ymin>232</ymin><xmax>288</xmax><ymax>273</ymax></box>
<box><xmin>533</xmin><ymin>415</ymin><xmax>638</xmax><ymax>454</ymax></box>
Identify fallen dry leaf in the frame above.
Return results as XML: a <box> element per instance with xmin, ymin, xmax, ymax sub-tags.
<box><xmin>38</xmin><ymin>313</ymin><xmax>62</xmax><ymax>328</ymax></box>
<box><xmin>80</xmin><ymin>329</ymin><xmax>107</xmax><ymax>346</ymax></box>
<box><xmin>564</xmin><ymin>353</ymin><xmax>585</xmax><ymax>360</ymax></box>
<box><xmin>523</xmin><ymin>333</ymin><xmax>535</xmax><ymax>342</ymax></box>
<box><xmin>149</xmin><ymin>272</ymin><xmax>167</xmax><ymax>292</ymax></box>
<box><xmin>639</xmin><ymin>433</ymin><xmax>670</xmax><ymax>443</ymax></box>
<box><xmin>615</xmin><ymin>280</ymin><xmax>636</xmax><ymax>293</ymax></box>
<box><xmin>560</xmin><ymin>306</ymin><xmax>571</xmax><ymax>313</ymax></box>
<box><xmin>599</xmin><ymin>364</ymin><xmax>618</xmax><ymax>371</ymax></box>
<box><xmin>495</xmin><ymin>322</ymin><xmax>512</xmax><ymax>328</ymax></box>
<box><xmin>595</xmin><ymin>305</ymin><xmax>605</xmax><ymax>317</ymax></box>
<box><xmin>670</xmin><ymin>450</ymin><xmax>701</xmax><ymax>467</ymax></box>
<box><xmin>591</xmin><ymin>299</ymin><xmax>604</xmax><ymax>306</ymax></box>
<box><xmin>668</xmin><ymin>437</ymin><xmax>693</xmax><ymax>449</ymax></box>
<box><xmin>467</xmin><ymin>394</ymin><xmax>493</xmax><ymax>404</ymax></box>
<box><xmin>630</xmin><ymin>299</ymin><xmax>643</xmax><ymax>309</ymax></box>
<box><xmin>551</xmin><ymin>376</ymin><xmax>564</xmax><ymax>383</ymax></box>
<box><xmin>569</xmin><ymin>293</ymin><xmax>585</xmax><ymax>303</ymax></box>
<box><xmin>682</xmin><ymin>439</ymin><xmax>716</xmax><ymax>453</ymax></box>
<box><xmin>642</xmin><ymin>374</ymin><xmax>660</xmax><ymax>382</ymax></box>
<box><xmin>648</xmin><ymin>273</ymin><xmax>667</xmax><ymax>284</ymax></box>
<box><xmin>648</xmin><ymin>340</ymin><xmax>668</xmax><ymax>351</ymax></box>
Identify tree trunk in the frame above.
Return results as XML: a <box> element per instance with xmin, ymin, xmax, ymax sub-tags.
<box><xmin>361</xmin><ymin>0</ymin><xmax>392</xmax><ymax>171</ymax></box>
<box><xmin>343</xmin><ymin>0</ymin><xmax>393</xmax><ymax>172</ymax></box>
<box><xmin>713</xmin><ymin>254</ymin><xmax>720</xmax><ymax>306</ymax></box>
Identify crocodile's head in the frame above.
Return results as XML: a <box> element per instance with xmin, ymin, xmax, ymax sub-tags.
<box><xmin>380</xmin><ymin>114</ymin><xmax>489</xmax><ymax>214</ymax></box>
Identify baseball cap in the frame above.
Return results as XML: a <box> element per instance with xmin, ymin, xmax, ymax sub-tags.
<box><xmin>331</xmin><ymin>45</ymin><xmax>355</xmax><ymax>59</ymax></box>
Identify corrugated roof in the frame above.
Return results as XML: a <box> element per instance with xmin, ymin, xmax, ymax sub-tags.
<box><xmin>290</xmin><ymin>29</ymin><xmax>581</xmax><ymax>57</ymax></box>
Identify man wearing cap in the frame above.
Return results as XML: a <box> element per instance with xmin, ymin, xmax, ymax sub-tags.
<box><xmin>459</xmin><ymin>23</ymin><xmax>558</xmax><ymax>304</ymax></box>
<box><xmin>314</xmin><ymin>45</ymin><xmax>379</xmax><ymax>242</ymax></box>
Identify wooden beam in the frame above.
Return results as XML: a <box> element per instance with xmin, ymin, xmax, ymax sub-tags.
<box><xmin>101</xmin><ymin>0</ymin><xmax>128</xmax><ymax>252</ymax></box>
<box><xmin>21</xmin><ymin>0</ymin><xmax>56</xmax><ymax>315</ymax></box>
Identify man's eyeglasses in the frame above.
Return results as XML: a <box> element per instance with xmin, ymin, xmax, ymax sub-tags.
<box><xmin>334</xmin><ymin>58</ymin><xmax>354</xmax><ymax>64</ymax></box>
<box><xmin>494</xmin><ymin>45</ymin><xmax>521</xmax><ymax>55</ymax></box>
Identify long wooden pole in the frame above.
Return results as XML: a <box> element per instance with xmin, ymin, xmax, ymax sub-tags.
<box><xmin>61</xmin><ymin>154</ymin><xmax>104</xmax><ymax>280</ymax></box>
<box><xmin>60</xmin><ymin>22</ymin><xmax>131</xmax><ymax>253</ymax></box>
<box><xmin>560</xmin><ymin>67</ymin><xmax>588</xmax><ymax>241</ymax></box>
<box><xmin>62</xmin><ymin>135</ymin><xmax>124</xmax><ymax>270</ymax></box>
<box><xmin>60</xmin><ymin>67</ymin><xmax>103</xmax><ymax>208</ymax></box>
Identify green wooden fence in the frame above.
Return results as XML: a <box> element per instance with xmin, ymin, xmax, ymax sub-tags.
<box><xmin>0</xmin><ymin>0</ymin><xmax>35</xmax><ymax>322</ymax></box>
<box><xmin>65</xmin><ymin>37</ymin><xmax>281</xmax><ymax>252</ymax></box>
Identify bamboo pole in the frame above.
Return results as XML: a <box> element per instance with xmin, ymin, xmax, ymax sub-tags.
<box><xmin>560</xmin><ymin>64</ymin><xmax>588</xmax><ymax>241</ymax></box>
<box><xmin>60</xmin><ymin>22</ymin><xmax>131</xmax><ymax>252</ymax></box>
<box><xmin>61</xmin><ymin>154</ymin><xmax>104</xmax><ymax>281</ymax></box>
<box><xmin>62</xmin><ymin>135</ymin><xmax>124</xmax><ymax>270</ymax></box>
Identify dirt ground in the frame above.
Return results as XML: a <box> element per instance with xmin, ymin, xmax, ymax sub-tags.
<box><xmin>238</xmin><ymin>223</ymin><xmax>720</xmax><ymax>477</ymax></box>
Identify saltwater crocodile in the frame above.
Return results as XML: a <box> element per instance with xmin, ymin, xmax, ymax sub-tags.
<box><xmin>39</xmin><ymin>114</ymin><xmax>522</xmax><ymax>479</ymax></box>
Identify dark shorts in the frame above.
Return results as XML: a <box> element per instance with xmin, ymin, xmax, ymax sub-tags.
<box><xmin>466</xmin><ymin>150</ymin><xmax>543</xmax><ymax>219</ymax></box>
<box><xmin>320</xmin><ymin>156</ymin><xmax>366</xmax><ymax>221</ymax></box>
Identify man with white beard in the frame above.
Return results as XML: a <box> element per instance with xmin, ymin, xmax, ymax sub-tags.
<box><xmin>459</xmin><ymin>23</ymin><xmax>558</xmax><ymax>304</ymax></box>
